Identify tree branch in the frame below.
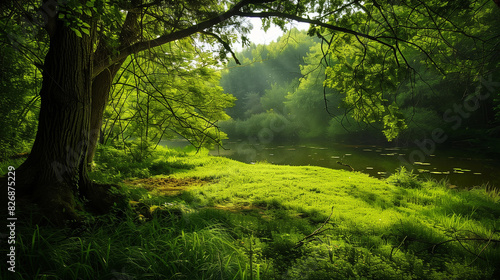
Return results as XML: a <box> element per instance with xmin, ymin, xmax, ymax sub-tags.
<box><xmin>295</xmin><ymin>206</ymin><xmax>335</xmax><ymax>248</ymax></box>
<box><xmin>93</xmin><ymin>0</ymin><xmax>265</xmax><ymax>78</ymax></box>
<box><xmin>234</xmin><ymin>11</ymin><xmax>399</xmax><ymax>55</ymax></box>
<box><xmin>200</xmin><ymin>31</ymin><xmax>241</xmax><ymax>65</ymax></box>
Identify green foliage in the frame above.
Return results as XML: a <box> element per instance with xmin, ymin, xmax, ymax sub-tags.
<box><xmin>221</xmin><ymin>30</ymin><xmax>337</xmax><ymax>140</ymax></box>
<box><xmin>320</xmin><ymin>1</ymin><xmax>500</xmax><ymax>141</ymax></box>
<box><xmin>6</xmin><ymin>208</ymin><xmax>249</xmax><ymax>280</ymax></box>
<box><xmin>220</xmin><ymin>29</ymin><xmax>319</xmax><ymax>120</ymax></box>
<box><xmin>102</xmin><ymin>39</ymin><xmax>235</xmax><ymax>150</ymax></box>
<box><xmin>58</xmin><ymin>0</ymin><xmax>97</xmax><ymax>37</ymax></box>
<box><xmin>382</xmin><ymin>103</ymin><xmax>408</xmax><ymax>141</ymax></box>
<box><xmin>2</xmin><ymin>0</ymin><xmax>499</xmax><ymax>165</ymax></box>
<box><xmin>89</xmin><ymin>145</ymin><xmax>200</xmax><ymax>183</ymax></box>
<box><xmin>0</xmin><ymin>157</ymin><xmax>26</xmax><ymax>176</ymax></box>
<box><xmin>322</xmin><ymin>32</ymin><xmax>409</xmax><ymax>141</ymax></box>
<box><xmin>220</xmin><ymin>1</ymin><xmax>500</xmax><ymax>143</ymax></box>
<box><xmin>326</xmin><ymin>116</ymin><xmax>385</xmax><ymax>142</ymax></box>
<box><xmin>261</xmin><ymin>82</ymin><xmax>291</xmax><ymax>113</ymax></box>
<box><xmin>0</xmin><ymin>26</ymin><xmax>42</xmax><ymax>160</ymax></box>
<box><xmin>285</xmin><ymin>42</ymin><xmax>343</xmax><ymax>138</ymax></box>
<box><xmin>388</xmin><ymin>166</ymin><xmax>422</xmax><ymax>189</ymax></box>
<box><xmin>401</xmin><ymin>108</ymin><xmax>443</xmax><ymax>139</ymax></box>
<box><xmin>220</xmin><ymin>111</ymin><xmax>298</xmax><ymax>140</ymax></box>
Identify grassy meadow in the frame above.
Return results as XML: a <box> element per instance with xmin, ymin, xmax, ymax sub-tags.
<box><xmin>2</xmin><ymin>146</ymin><xmax>500</xmax><ymax>279</ymax></box>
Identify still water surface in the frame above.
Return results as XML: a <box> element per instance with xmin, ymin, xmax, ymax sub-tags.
<box><xmin>208</xmin><ymin>140</ymin><xmax>499</xmax><ymax>188</ymax></box>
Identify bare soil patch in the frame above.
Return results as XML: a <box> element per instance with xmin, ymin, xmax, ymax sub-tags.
<box><xmin>124</xmin><ymin>177</ymin><xmax>214</xmax><ymax>195</ymax></box>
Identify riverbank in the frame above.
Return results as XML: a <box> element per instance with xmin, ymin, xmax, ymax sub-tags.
<box><xmin>3</xmin><ymin>146</ymin><xmax>500</xmax><ymax>279</ymax></box>
<box><xmin>209</xmin><ymin>139</ymin><xmax>500</xmax><ymax>189</ymax></box>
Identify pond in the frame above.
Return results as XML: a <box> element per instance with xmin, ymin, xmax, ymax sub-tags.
<box><xmin>209</xmin><ymin>140</ymin><xmax>500</xmax><ymax>189</ymax></box>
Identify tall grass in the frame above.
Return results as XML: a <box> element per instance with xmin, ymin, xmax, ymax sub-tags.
<box><xmin>4</xmin><ymin>207</ymin><xmax>253</xmax><ymax>280</ymax></box>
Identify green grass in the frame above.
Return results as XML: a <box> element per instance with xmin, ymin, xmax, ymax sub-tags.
<box><xmin>2</xmin><ymin>145</ymin><xmax>500</xmax><ymax>279</ymax></box>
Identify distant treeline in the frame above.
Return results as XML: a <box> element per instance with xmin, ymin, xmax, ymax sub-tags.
<box><xmin>219</xmin><ymin>26</ymin><xmax>500</xmax><ymax>148</ymax></box>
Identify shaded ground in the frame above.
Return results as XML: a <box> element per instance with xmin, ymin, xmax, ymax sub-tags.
<box><xmin>124</xmin><ymin>177</ymin><xmax>214</xmax><ymax>195</ymax></box>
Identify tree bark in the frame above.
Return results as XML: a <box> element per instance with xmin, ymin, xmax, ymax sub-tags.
<box><xmin>14</xmin><ymin>13</ymin><xmax>125</xmax><ymax>224</ymax></box>
<box><xmin>13</xmin><ymin>3</ymin><xmax>143</xmax><ymax>224</ymax></box>
<box><xmin>86</xmin><ymin>63</ymin><xmax>122</xmax><ymax>166</ymax></box>
<box><xmin>16</xmin><ymin>18</ymin><xmax>93</xmax><ymax>223</ymax></box>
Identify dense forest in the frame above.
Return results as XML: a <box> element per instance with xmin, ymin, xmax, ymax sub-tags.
<box><xmin>1</xmin><ymin>0</ymin><xmax>500</xmax><ymax>279</ymax></box>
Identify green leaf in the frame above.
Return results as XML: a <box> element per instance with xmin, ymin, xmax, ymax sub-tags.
<box><xmin>70</xmin><ymin>27</ymin><xmax>82</xmax><ymax>38</ymax></box>
<box><xmin>81</xmin><ymin>28</ymin><xmax>90</xmax><ymax>36</ymax></box>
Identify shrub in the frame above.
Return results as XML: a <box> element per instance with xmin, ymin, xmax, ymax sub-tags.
<box><xmin>387</xmin><ymin>166</ymin><xmax>422</xmax><ymax>189</ymax></box>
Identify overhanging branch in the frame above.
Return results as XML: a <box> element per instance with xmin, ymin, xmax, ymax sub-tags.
<box><xmin>93</xmin><ymin>0</ymin><xmax>402</xmax><ymax>78</ymax></box>
<box><xmin>201</xmin><ymin>31</ymin><xmax>241</xmax><ymax>65</ymax></box>
<box><xmin>234</xmin><ymin>11</ymin><xmax>400</xmax><ymax>58</ymax></box>
<box><xmin>93</xmin><ymin>0</ymin><xmax>269</xmax><ymax>78</ymax></box>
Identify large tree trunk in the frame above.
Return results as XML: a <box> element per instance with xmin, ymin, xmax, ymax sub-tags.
<box><xmin>15</xmin><ymin>16</ymin><xmax>123</xmax><ymax>224</ymax></box>
<box><xmin>12</xmin><ymin>2</ymin><xmax>141</xmax><ymax>224</ymax></box>
<box><xmin>15</xmin><ymin>19</ymin><xmax>92</xmax><ymax>222</ymax></box>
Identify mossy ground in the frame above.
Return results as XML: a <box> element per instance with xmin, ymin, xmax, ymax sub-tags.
<box><xmin>2</xmin><ymin>146</ymin><xmax>499</xmax><ymax>279</ymax></box>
